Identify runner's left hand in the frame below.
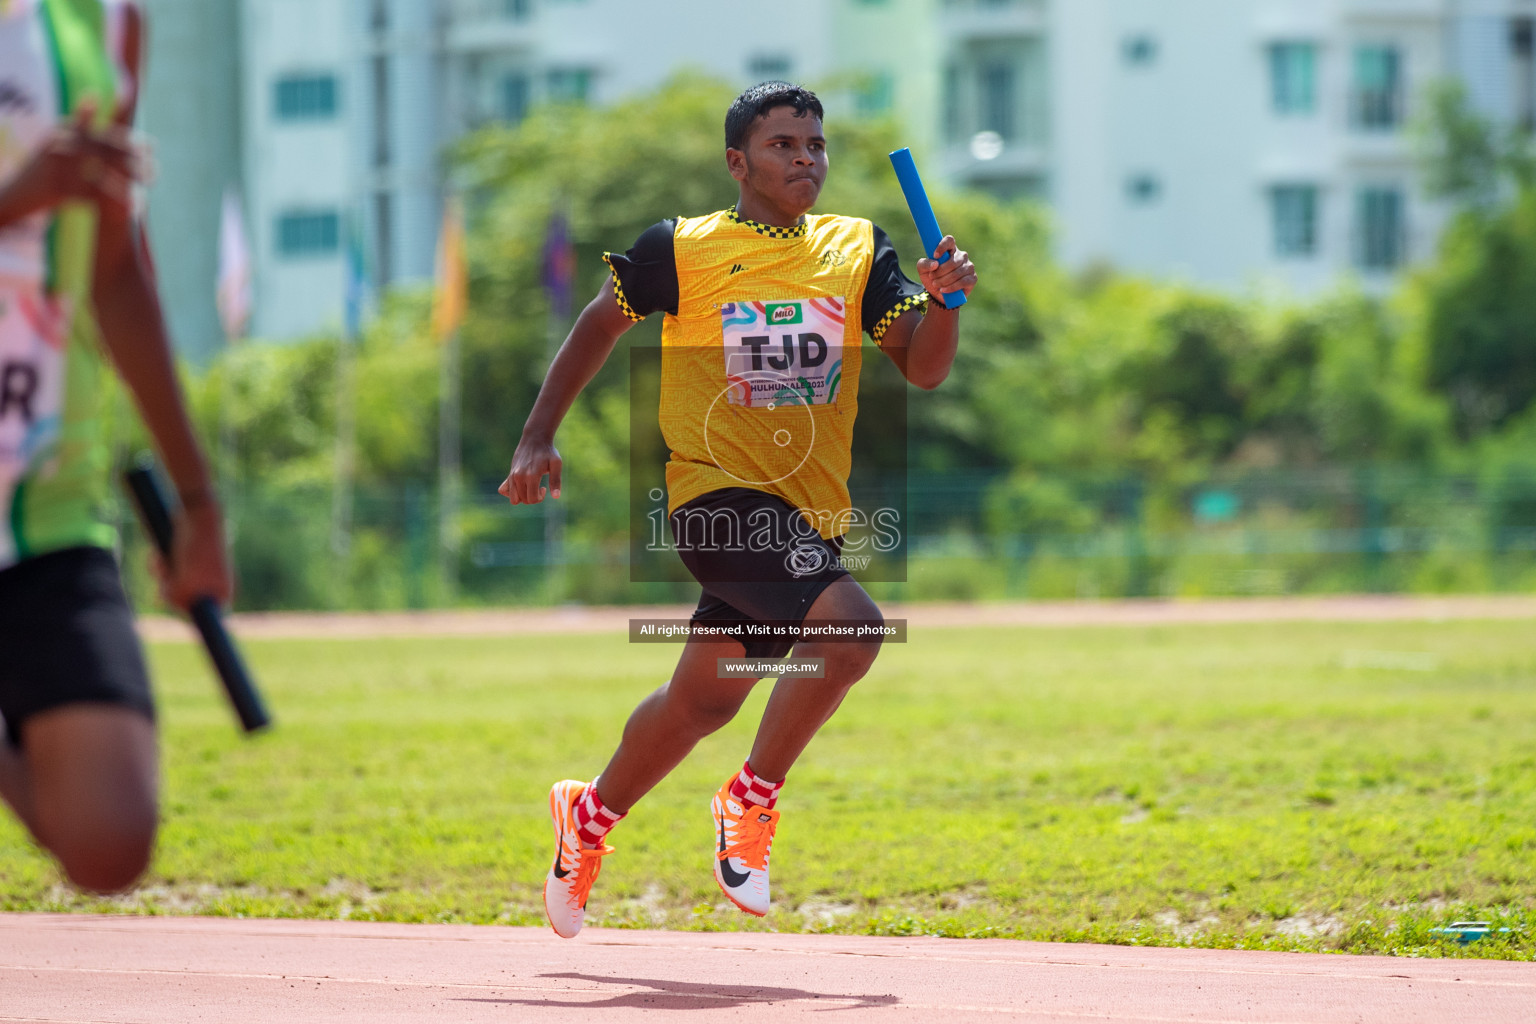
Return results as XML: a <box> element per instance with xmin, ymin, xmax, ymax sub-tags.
<box><xmin>915</xmin><ymin>236</ymin><xmax>977</xmax><ymax>304</ymax></box>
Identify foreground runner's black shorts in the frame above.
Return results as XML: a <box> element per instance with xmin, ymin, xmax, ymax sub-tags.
<box><xmin>0</xmin><ymin>546</ymin><xmax>155</xmax><ymax>748</ymax></box>
<box><xmin>670</xmin><ymin>487</ymin><xmax>850</xmax><ymax>659</ymax></box>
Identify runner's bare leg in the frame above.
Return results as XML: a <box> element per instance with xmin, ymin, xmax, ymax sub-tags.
<box><xmin>747</xmin><ymin>577</ymin><xmax>883</xmax><ymax>780</ymax></box>
<box><xmin>0</xmin><ymin>741</ymin><xmax>36</xmax><ymax>835</ymax></box>
<box><xmin>595</xmin><ymin>576</ymin><xmax>882</xmax><ymax>809</ymax></box>
<box><xmin>7</xmin><ymin>706</ymin><xmax>159</xmax><ymax>893</ymax></box>
<box><xmin>595</xmin><ymin>636</ymin><xmax>764</xmax><ymax>812</ymax></box>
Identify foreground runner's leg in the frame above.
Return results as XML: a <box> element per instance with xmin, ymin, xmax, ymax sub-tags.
<box><xmin>0</xmin><ymin>738</ymin><xmax>35</xmax><ymax>832</ymax></box>
<box><xmin>541</xmin><ymin>635</ymin><xmax>767</xmax><ymax>937</ymax></box>
<box><xmin>12</xmin><ymin>706</ymin><xmax>158</xmax><ymax>893</ymax></box>
<box><xmin>713</xmin><ymin>577</ymin><xmax>885</xmax><ymax>915</ymax></box>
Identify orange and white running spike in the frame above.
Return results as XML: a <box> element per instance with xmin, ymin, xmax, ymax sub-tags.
<box><xmin>711</xmin><ymin>778</ymin><xmax>778</xmax><ymax>916</ymax></box>
<box><xmin>543</xmin><ymin>780</ymin><xmax>612</xmax><ymax>938</ymax></box>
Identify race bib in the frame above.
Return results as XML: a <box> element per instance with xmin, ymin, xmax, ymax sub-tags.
<box><xmin>0</xmin><ymin>284</ymin><xmax>66</xmax><ymax>492</ymax></box>
<box><xmin>721</xmin><ymin>297</ymin><xmax>844</xmax><ymax>409</ymax></box>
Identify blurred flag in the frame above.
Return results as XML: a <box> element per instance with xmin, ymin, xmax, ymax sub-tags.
<box><xmin>542</xmin><ymin>209</ymin><xmax>575</xmax><ymax>320</ymax></box>
<box><xmin>216</xmin><ymin>187</ymin><xmax>252</xmax><ymax>342</ymax></box>
<box><xmin>431</xmin><ymin>197</ymin><xmax>467</xmax><ymax>343</ymax></box>
<box><xmin>344</xmin><ymin>212</ymin><xmax>367</xmax><ymax>341</ymax></box>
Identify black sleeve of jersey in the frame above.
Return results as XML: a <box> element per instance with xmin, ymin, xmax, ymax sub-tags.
<box><xmin>603</xmin><ymin>219</ymin><xmax>679</xmax><ymax>320</ymax></box>
<box><xmin>861</xmin><ymin>224</ymin><xmax>929</xmax><ymax>344</ymax></box>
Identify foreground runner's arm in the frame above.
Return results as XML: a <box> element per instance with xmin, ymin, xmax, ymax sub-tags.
<box><xmin>91</xmin><ymin>8</ymin><xmax>232</xmax><ymax>613</ymax></box>
<box><xmin>0</xmin><ymin>105</ymin><xmax>138</xmax><ymax>230</ymax></box>
<box><xmin>879</xmin><ymin>235</ymin><xmax>977</xmax><ymax>391</ymax></box>
<box><xmin>500</xmin><ymin>282</ymin><xmax>636</xmax><ymax>505</ymax></box>
<box><xmin>94</xmin><ymin>202</ymin><xmax>231</xmax><ymax>612</ymax></box>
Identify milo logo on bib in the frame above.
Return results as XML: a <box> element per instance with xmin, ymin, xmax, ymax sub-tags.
<box><xmin>721</xmin><ymin>298</ymin><xmax>844</xmax><ymax>409</ymax></box>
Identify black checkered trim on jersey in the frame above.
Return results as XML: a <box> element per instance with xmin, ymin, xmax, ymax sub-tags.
<box><xmin>601</xmin><ymin>253</ymin><xmax>644</xmax><ymax>322</ymax></box>
<box><xmin>727</xmin><ymin>206</ymin><xmax>808</xmax><ymax>239</ymax></box>
<box><xmin>871</xmin><ymin>292</ymin><xmax>929</xmax><ymax>344</ymax></box>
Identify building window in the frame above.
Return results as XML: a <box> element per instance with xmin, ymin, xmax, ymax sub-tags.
<box><xmin>502</xmin><ymin>0</ymin><xmax>532</xmax><ymax>17</ymax></box>
<box><xmin>274</xmin><ymin>74</ymin><xmax>338</xmax><ymax>121</ymax></box>
<box><xmin>1269</xmin><ymin>43</ymin><xmax>1316</xmax><ymax>115</ymax></box>
<box><xmin>1271</xmin><ymin>185</ymin><xmax>1319</xmax><ymax>257</ymax></box>
<box><xmin>501</xmin><ymin>73</ymin><xmax>530</xmax><ymax>122</ymax></box>
<box><xmin>944</xmin><ymin>42</ymin><xmax>1039</xmax><ymax>148</ymax></box>
<box><xmin>1356</xmin><ymin>186</ymin><xmax>1404</xmax><ymax>270</ymax></box>
<box><xmin>1514</xmin><ymin>18</ymin><xmax>1534</xmax><ymax>132</ymax></box>
<box><xmin>1123</xmin><ymin>35</ymin><xmax>1158</xmax><ymax>67</ymax></box>
<box><xmin>942</xmin><ymin>63</ymin><xmax>962</xmax><ymax>142</ymax></box>
<box><xmin>979</xmin><ymin>59</ymin><xmax>1016</xmax><ymax>140</ymax></box>
<box><xmin>373</xmin><ymin>193</ymin><xmax>392</xmax><ymax>288</ymax></box>
<box><xmin>1126</xmin><ymin>174</ymin><xmax>1162</xmax><ymax>204</ymax></box>
<box><xmin>1352</xmin><ymin>45</ymin><xmax>1402</xmax><ymax>131</ymax></box>
<box><xmin>748</xmin><ymin>55</ymin><xmax>792</xmax><ymax>81</ymax></box>
<box><xmin>856</xmin><ymin>72</ymin><xmax>894</xmax><ymax>116</ymax></box>
<box><xmin>546</xmin><ymin>68</ymin><xmax>590</xmax><ymax>104</ymax></box>
<box><xmin>277</xmin><ymin>211</ymin><xmax>341</xmax><ymax>258</ymax></box>
<box><xmin>371</xmin><ymin>56</ymin><xmax>390</xmax><ymax>168</ymax></box>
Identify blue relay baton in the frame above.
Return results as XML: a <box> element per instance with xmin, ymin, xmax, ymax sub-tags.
<box><xmin>888</xmin><ymin>147</ymin><xmax>966</xmax><ymax>309</ymax></box>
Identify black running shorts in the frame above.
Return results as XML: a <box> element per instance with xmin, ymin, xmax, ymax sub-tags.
<box><xmin>669</xmin><ymin>487</ymin><xmax>850</xmax><ymax>659</ymax></box>
<box><xmin>0</xmin><ymin>546</ymin><xmax>155</xmax><ymax>748</ymax></box>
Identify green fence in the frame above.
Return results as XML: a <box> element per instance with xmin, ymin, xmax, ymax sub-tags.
<box><xmin>115</xmin><ymin>466</ymin><xmax>1536</xmax><ymax>612</ymax></box>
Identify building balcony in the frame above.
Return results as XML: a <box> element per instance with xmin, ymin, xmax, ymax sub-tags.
<box><xmin>1340</xmin><ymin>128</ymin><xmax>1413</xmax><ymax>167</ymax></box>
<box><xmin>940</xmin><ymin>138</ymin><xmax>1049</xmax><ymax>195</ymax></box>
<box><xmin>939</xmin><ymin>0</ymin><xmax>1046</xmax><ymax>41</ymax></box>
<box><xmin>1340</xmin><ymin>0</ymin><xmax>1449</xmax><ymax>24</ymax></box>
<box><xmin>444</xmin><ymin>0</ymin><xmax>538</xmax><ymax>52</ymax></box>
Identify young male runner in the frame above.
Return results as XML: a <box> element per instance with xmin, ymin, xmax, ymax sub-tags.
<box><xmin>500</xmin><ymin>82</ymin><xmax>976</xmax><ymax>936</ymax></box>
<box><xmin>0</xmin><ymin>0</ymin><xmax>231</xmax><ymax>892</ymax></box>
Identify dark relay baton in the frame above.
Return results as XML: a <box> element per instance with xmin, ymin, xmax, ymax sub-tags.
<box><xmin>123</xmin><ymin>460</ymin><xmax>271</xmax><ymax>733</ymax></box>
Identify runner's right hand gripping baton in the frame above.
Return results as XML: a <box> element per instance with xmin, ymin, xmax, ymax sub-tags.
<box><xmin>888</xmin><ymin>147</ymin><xmax>967</xmax><ymax>309</ymax></box>
<box><xmin>124</xmin><ymin>460</ymin><xmax>271</xmax><ymax>734</ymax></box>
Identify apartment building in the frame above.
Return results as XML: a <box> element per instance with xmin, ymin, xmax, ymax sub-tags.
<box><xmin>139</xmin><ymin>1</ymin><xmax>1536</xmax><ymax>347</ymax></box>
<box><xmin>136</xmin><ymin>0</ymin><xmax>243</xmax><ymax>361</ymax></box>
<box><xmin>227</xmin><ymin>0</ymin><xmax>936</xmax><ymax>342</ymax></box>
<box><xmin>953</xmin><ymin>0</ymin><xmax>1535</xmax><ymax>292</ymax></box>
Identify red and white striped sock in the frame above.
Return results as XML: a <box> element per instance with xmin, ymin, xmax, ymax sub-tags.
<box><xmin>728</xmin><ymin>760</ymin><xmax>784</xmax><ymax>810</ymax></box>
<box><xmin>575</xmin><ymin>779</ymin><xmax>624</xmax><ymax>849</ymax></box>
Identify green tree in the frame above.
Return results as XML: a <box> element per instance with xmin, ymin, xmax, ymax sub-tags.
<box><xmin>1412</xmin><ymin>79</ymin><xmax>1536</xmax><ymax>436</ymax></box>
<box><xmin>1415</xmin><ymin>191</ymin><xmax>1536</xmax><ymax>435</ymax></box>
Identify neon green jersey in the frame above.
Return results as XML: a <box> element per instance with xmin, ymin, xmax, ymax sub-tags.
<box><xmin>0</xmin><ymin>0</ymin><xmax>120</xmax><ymax>567</ymax></box>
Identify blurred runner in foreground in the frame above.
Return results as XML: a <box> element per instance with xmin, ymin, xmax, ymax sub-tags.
<box><xmin>0</xmin><ymin>0</ymin><xmax>231</xmax><ymax>892</ymax></box>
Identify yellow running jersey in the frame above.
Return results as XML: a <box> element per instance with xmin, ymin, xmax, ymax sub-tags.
<box><xmin>605</xmin><ymin>207</ymin><xmax>926</xmax><ymax>539</ymax></box>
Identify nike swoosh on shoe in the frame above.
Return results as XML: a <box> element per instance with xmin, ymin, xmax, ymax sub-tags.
<box><xmin>718</xmin><ymin>819</ymin><xmax>752</xmax><ymax>888</ymax></box>
<box><xmin>552</xmin><ymin>835</ymin><xmax>572</xmax><ymax>880</ymax></box>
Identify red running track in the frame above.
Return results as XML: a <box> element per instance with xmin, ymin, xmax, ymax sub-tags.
<box><xmin>0</xmin><ymin>914</ymin><xmax>1530</xmax><ymax>1023</ymax></box>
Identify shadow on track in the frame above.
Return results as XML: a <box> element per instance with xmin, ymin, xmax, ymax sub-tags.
<box><xmin>454</xmin><ymin>971</ymin><xmax>901</xmax><ymax>1012</ymax></box>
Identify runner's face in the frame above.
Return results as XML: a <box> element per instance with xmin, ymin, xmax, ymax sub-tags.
<box><xmin>734</xmin><ymin>106</ymin><xmax>827</xmax><ymax>215</ymax></box>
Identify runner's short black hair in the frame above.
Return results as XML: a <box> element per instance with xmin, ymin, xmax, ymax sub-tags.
<box><xmin>725</xmin><ymin>81</ymin><xmax>824</xmax><ymax>151</ymax></box>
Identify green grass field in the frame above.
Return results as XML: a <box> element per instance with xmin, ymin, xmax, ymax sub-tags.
<box><xmin>2</xmin><ymin>619</ymin><xmax>1534</xmax><ymax>959</ymax></box>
